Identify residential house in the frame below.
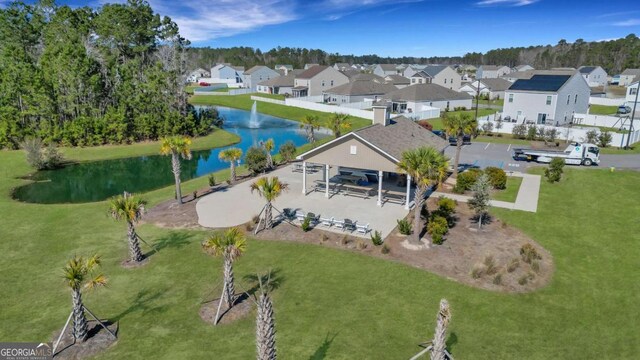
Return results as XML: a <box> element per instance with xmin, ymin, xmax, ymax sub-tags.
<box><xmin>274</xmin><ymin>64</ymin><xmax>294</xmax><ymax>74</ymax></box>
<box><xmin>402</xmin><ymin>65</ymin><xmax>427</xmax><ymax>78</ymax></box>
<box><xmin>384</xmin><ymin>74</ymin><xmax>411</xmax><ymax>89</ymax></box>
<box><xmin>304</xmin><ymin>63</ymin><xmax>319</xmax><ymax>70</ymax></box>
<box><xmin>502</xmin><ymin>73</ymin><xmax>590</xmax><ymax>125</ymax></box>
<box><xmin>243</xmin><ymin>66</ymin><xmax>280</xmax><ymax>91</ymax></box>
<box><xmin>502</xmin><ymin>70</ymin><xmax>535</xmax><ymax>83</ymax></box>
<box><xmin>459</xmin><ymin>78</ymin><xmax>512</xmax><ymax>100</ymax></box>
<box><xmin>333</xmin><ymin>63</ymin><xmax>351</xmax><ymax>71</ymax></box>
<box><xmin>340</xmin><ymin>68</ymin><xmax>364</xmax><ymax>79</ymax></box>
<box><xmin>625</xmin><ymin>81</ymin><xmax>639</xmax><ymax>107</ymax></box>
<box><xmin>292</xmin><ymin>65</ymin><xmax>350</xmax><ymax>97</ymax></box>
<box><xmin>257</xmin><ymin>69</ymin><xmax>304</xmax><ymax>95</ymax></box>
<box><xmin>619</xmin><ymin>69</ymin><xmax>640</xmax><ymax>86</ymax></box>
<box><xmin>187</xmin><ymin>68</ymin><xmax>210</xmax><ymax>83</ymax></box>
<box><xmin>578</xmin><ymin>66</ymin><xmax>608</xmax><ymax>87</ymax></box>
<box><xmin>323</xmin><ymin>79</ymin><xmax>397</xmax><ymax>104</ymax></box>
<box><xmin>407</xmin><ymin>65</ymin><xmax>461</xmax><ymax>91</ymax></box>
<box><xmin>477</xmin><ymin>65</ymin><xmax>511</xmax><ymax>79</ymax></box>
<box><xmin>383</xmin><ymin>84</ymin><xmax>473</xmax><ymax>113</ymax></box>
<box><xmin>514</xmin><ymin>65</ymin><xmax>534</xmax><ymax>72</ymax></box>
<box><xmin>373</xmin><ymin>64</ymin><xmax>401</xmax><ymax>77</ymax></box>
<box><xmin>461</xmin><ymin>64</ymin><xmax>477</xmax><ymax>72</ymax></box>
<box><xmin>210</xmin><ymin>64</ymin><xmax>245</xmax><ymax>83</ymax></box>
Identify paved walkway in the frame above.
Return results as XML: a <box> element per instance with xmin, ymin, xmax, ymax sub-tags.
<box><xmin>432</xmin><ymin>172</ymin><xmax>541</xmax><ymax>212</ymax></box>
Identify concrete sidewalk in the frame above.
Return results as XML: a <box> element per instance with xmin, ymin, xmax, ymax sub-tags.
<box><xmin>432</xmin><ymin>172</ymin><xmax>541</xmax><ymax>213</ymax></box>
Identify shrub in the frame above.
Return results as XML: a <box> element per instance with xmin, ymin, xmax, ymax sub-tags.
<box><xmin>245</xmin><ymin>146</ymin><xmax>268</xmax><ymax>174</ymax></box>
<box><xmin>433</xmin><ymin>197</ymin><xmax>457</xmax><ymax>227</ymax></box>
<box><xmin>483</xmin><ymin>255</ymin><xmax>499</xmax><ymax>275</ymax></box>
<box><xmin>301</xmin><ymin>216</ymin><xmax>312</xmax><ymax>232</ymax></box>
<box><xmin>416</xmin><ymin>120</ymin><xmax>433</xmax><ymax>131</ymax></box>
<box><xmin>453</xmin><ymin>169</ymin><xmax>481</xmax><ymax>193</ymax></box>
<box><xmin>427</xmin><ymin>215</ymin><xmax>449</xmax><ymax>245</ymax></box>
<box><xmin>370</xmin><ymin>230</ymin><xmax>383</xmax><ymax>246</ymax></box>
<box><xmin>507</xmin><ymin>258</ymin><xmax>520</xmax><ymax>273</ymax></box>
<box><xmin>544</xmin><ymin>157</ymin><xmax>564</xmax><ymax>183</ymax></box>
<box><xmin>208</xmin><ymin>174</ymin><xmax>216</xmax><ymax>187</ymax></box>
<box><xmin>584</xmin><ymin>129</ymin><xmax>598</xmax><ymax>144</ymax></box>
<box><xmin>397</xmin><ymin>219</ymin><xmax>412</xmax><ymax>235</ymax></box>
<box><xmin>381</xmin><ymin>244</ymin><xmax>390</xmax><ymax>254</ymax></box>
<box><xmin>520</xmin><ymin>243</ymin><xmax>541</xmax><ymax>264</ymax></box>
<box><xmin>481</xmin><ymin>121</ymin><xmax>494</xmax><ymax>136</ymax></box>
<box><xmin>597</xmin><ymin>131</ymin><xmax>612</xmax><ymax>148</ymax></box>
<box><xmin>278</xmin><ymin>141</ymin><xmax>297</xmax><ymax>164</ymax></box>
<box><xmin>356</xmin><ymin>239</ymin><xmax>367</xmax><ymax>250</ymax></box>
<box><xmin>512</xmin><ymin>124</ymin><xmax>526</xmax><ymax>139</ymax></box>
<box><xmin>544</xmin><ymin>128</ymin><xmax>558</xmax><ymax>145</ymax></box>
<box><xmin>21</xmin><ymin>137</ymin><xmax>65</xmax><ymax>170</ymax></box>
<box><xmin>526</xmin><ymin>124</ymin><xmax>537</xmax><ymax>140</ymax></box>
<box><xmin>471</xmin><ymin>264</ymin><xmax>484</xmax><ymax>279</ymax></box>
<box><xmin>518</xmin><ymin>274</ymin><xmax>529</xmax><ymax>285</ymax></box>
<box><xmin>493</xmin><ymin>273</ymin><xmax>503</xmax><ymax>285</ymax></box>
<box><xmin>420</xmin><ymin>204</ymin><xmax>429</xmax><ymax>221</ymax></box>
<box><xmin>484</xmin><ymin>166</ymin><xmax>507</xmax><ymax>189</ymax></box>
<box><xmin>536</xmin><ymin>126</ymin><xmax>546</xmax><ymax>141</ymax></box>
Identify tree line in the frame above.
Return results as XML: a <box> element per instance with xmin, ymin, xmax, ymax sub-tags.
<box><xmin>0</xmin><ymin>0</ymin><xmax>213</xmax><ymax>149</ymax></box>
<box><xmin>187</xmin><ymin>34</ymin><xmax>640</xmax><ymax>75</ymax></box>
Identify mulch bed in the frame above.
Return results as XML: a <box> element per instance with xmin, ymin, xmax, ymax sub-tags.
<box><xmin>200</xmin><ymin>294</ymin><xmax>253</xmax><ymax>325</ymax></box>
<box><xmin>51</xmin><ymin>320</ymin><xmax>118</xmax><ymax>360</ymax></box>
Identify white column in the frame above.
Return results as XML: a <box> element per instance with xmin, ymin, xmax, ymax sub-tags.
<box><xmin>302</xmin><ymin>161</ymin><xmax>307</xmax><ymax>195</ymax></box>
<box><xmin>325</xmin><ymin>164</ymin><xmax>330</xmax><ymax>198</ymax></box>
<box><xmin>377</xmin><ymin>170</ymin><xmax>383</xmax><ymax>207</ymax></box>
<box><xmin>405</xmin><ymin>175</ymin><xmax>411</xmax><ymax>210</ymax></box>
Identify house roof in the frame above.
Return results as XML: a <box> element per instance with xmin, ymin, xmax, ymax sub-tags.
<box><xmin>578</xmin><ymin>66</ymin><xmax>598</xmax><ymax>74</ymax></box>
<box><xmin>481</xmin><ymin>65</ymin><xmax>508</xmax><ymax>71</ymax></box>
<box><xmin>244</xmin><ymin>65</ymin><xmax>270</xmax><ymax>75</ymax></box>
<box><xmin>377</xmin><ymin>64</ymin><xmax>398</xmax><ymax>71</ymax></box>
<box><xmin>515</xmin><ymin>65</ymin><xmax>533</xmax><ymax>71</ymax></box>
<box><xmin>411</xmin><ymin>71</ymin><xmax>432</xmax><ymax>79</ymax></box>
<box><xmin>275</xmin><ymin>64</ymin><xmax>293</xmax><ymax>70</ymax></box>
<box><xmin>479</xmin><ymin>78</ymin><xmax>512</xmax><ymax>91</ymax></box>
<box><xmin>304</xmin><ymin>63</ymin><xmax>319</xmax><ymax>69</ymax></box>
<box><xmin>349</xmin><ymin>73</ymin><xmax>386</xmax><ymax>82</ymax></box>
<box><xmin>334</xmin><ymin>62</ymin><xmax>350</xmax><ymax>68</ymax></box>
<box><xmin>385</xmin><ymin>74</ymin><xmax>411</xmax><ymax>85</ymax></box>
<box><xmin>231</xmin><ymin>66</ymin><xmax>245</xmax><ymax>71</ymax></box>
<box><xmin>421</xmin><ymin>65</ymin><xmax>449</xmax><ymax>77</ymax></box>
<box><xmin>340</xmin><ymin>69</ymin><xmax>364</xmax><ymax>78</ymax></box>
<box><xmin>508</xmin><ymin>74</ymin><xmax>572</xmax><ymax>92</ymax></box>
<box><xmin>296</xmin><ymin>65</ymin><xmax>330</xmax><ymax>79</ymax></box>
<box><xmin>258</xmin><ymin>70</ymin><xmax>304</xmax><ymax>87</ymax></box>
<box><xmin>385</xmin><ymin>84</ymin><xmax>473</xmax><ymax>102</ymax></box>
<box><xmin>621</xmin><ymin>68</ymin><xmax>640</xmax><ymax>76</ymax></box>
<box><xmin>324</xmin><ymin>80</ymin><xmax>397</xmax><ymax>96</ymax></box>
<box><xmin>297</xmin><ymin>116</ymin><xmax>448</xmax><ymax>162</ymax></box>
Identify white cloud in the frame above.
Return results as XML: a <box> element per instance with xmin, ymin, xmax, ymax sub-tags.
<box><xmin>612</xmin><ymin>19</ymin><xmax>640</xmax><ymax>27</ymax></box>
<box><xmin>475</xmin><ymin>0</ymin><xmax>539</xmax><ymax>6</ymax></box>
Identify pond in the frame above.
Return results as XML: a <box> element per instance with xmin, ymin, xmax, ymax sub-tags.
<box><xmin>13</xmin><ymin>106</ymin><xmax>323</xmax><ymax>204</ymax></box>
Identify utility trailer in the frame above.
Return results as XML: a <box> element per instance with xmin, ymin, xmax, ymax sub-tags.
<box><xmin>513</xmin><ymin>142</ymin><xmax>600</xmax><ymax>166</ymax></box>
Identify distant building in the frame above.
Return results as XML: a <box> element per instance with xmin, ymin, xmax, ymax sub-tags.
<box><xmin>333</xmin><ymin>63</ymin><xmax>351</xmax><ymax>71</ymax></box>
<box><xmin>210</xmin><ymin>64</ymin><xmax>245</xmax><ymax>83</ymax></box>
<box><xmin>323</xmin><ymin>79</ymin><xmax>397</xmax><ymax>104</ymax></box>
<box><xmin>384</xmin><ymin>74</ymin><xmax>411</xmax><ymax>89</ymax></box>
<box><xmin>304</xmin><ymin>63</ymin><xmax>319</xmax><ymax>70</ymax></box>
<box><xmin>406</xmin><ymin>65</ymin><xmax>461</xmax><ymax>91</ymax></box>
<box><xmin>373</xmin><ymin>64</ymin><xmax>401</xmax><ymax>77</ymax></box>
<box><xmin>578</xmin><ymin>66</ymin><xmax>608</xmax><ymax>87</ymax></box>
<box><xmin>477</xmin><ymin>65</ymin><xmax>511</xmax><ymax>79</ymax></box>
<box><xmin>243</xmin><ymin>66</ymin><xmax>280</xmax><ymax>91</ymax></box>
<box><xmin>257</xmin><ymin>69</ymin><xmax>304</xmax><ymax>95</ymax></box>
<box><xmin>514</xmin><ymin>65</ymin><xmax>534</xmax><ymax>72</ymax></box>
<box><xmin>619</xmin><ymin>69</ymin><xmax>640</xmax><ymax>87</ymax></box>
<box><xmin>383</xmin><ymin>84</ymin><xmax>473</xmax><ymax>112</ymax></box>
<box><xmin>459</xmin><ymin>78</ymin><xmax>512</xmax><ymax>100</ymax></box>
<box><xmin>625</xmin><ymin>81</ymin><xmax>639</xmax><ymax>107</ymax></box>
<box><xmin>187</xmin><ymin>68</ymin><xmax>210</xmax><ymax>83</ymax></box>
<box><xmin>274</xmin><ymin>64</ymin><xmax>294</xmax><ymax>74</ymax></box>
<box><xmin>293</xmin><ymin>65</ymin><xmax>350</xmax><ymax>97</ymax></box>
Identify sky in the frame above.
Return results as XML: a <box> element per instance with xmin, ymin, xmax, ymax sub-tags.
<box><xmin>8</xmin><ymin>0</ymin><xmax>640</xmax><ymax>57</ymax></box>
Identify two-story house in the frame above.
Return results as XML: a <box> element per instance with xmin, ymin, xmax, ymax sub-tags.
<box><xmin>407</xmin><ymin>65</ymin><xmax>460</xmax><ymax>90</ymax></box>
<box><xmin>578</xmin><ymin>66</ymin><xmax>608</xmax><ymax>87</ymax></box>
<box><xmin>373</xmin><ymin>64</ymin><xmax>400</xmax><ymax>77</ymax></box>
<box><xmin>477</xmin><ymin>65</ymin><xmax>511</xmax><ymax>79</ymax></box>
<box><xmin>292</xmin><ymin>65</ymin><xmax>350</xmax><ymax>97</ymax></box>
<box><xmin>619</xmin><ymin>69</ymin><xmax>640</xmax><ymax>87</ymax></box>
<box><xmin>502</xmin><ymin>73</ymin><xmax>590</xmax><ymax>125</ymax></box>
<box><xmin>625</xmin><ymin>81</ymin><xmax>639</xmax><ymax>108</ymax></box>
<box><xmin>243</xmin><ymin>66</ymin><xmax>280</xmax><ymax>91</ymax></box>
<box><xmin>383</xmin><ymin>84</ymin><xmax>473</xmax><ymax>113</ymax></box>
<box><xmin>210</xmin><ymin>64</ymin><xmax>245</xmax><ymax>83</ymax></box>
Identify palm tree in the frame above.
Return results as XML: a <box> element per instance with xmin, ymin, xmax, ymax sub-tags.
<box><xmin>219</xmin><ymin>147</ymin><xmax>243</xmax><ymax>182</ymax></box>
<box><xmin>160</xmin><ymin>136</ymin><xmax>192</xmax><ymax>204</ymax></box>
<box><xmin>300</xmin><ymin>115</ymin><xmax>320</xmax><ymax>143</ymax></box>
<box><xmin>443</xmin><ymin>112</ymin><xmax>477</xmax><ymax>178</ymax></box>
<box><xmin>202</xmin><ymin>228</ymin><xmax>247</xmax><ymax>309</ymax></box>
<box><xmin>326</xmin><ymin>113</ymin><xmax>351</xmax><ymax>138</ymax></box>
<box><xmin>262</xmin><ymin>139</ymin><xmax>275</xmax><ymax>169</ymax></box>
<box><xmin>108</xmin><ymin>194</ymin><xmax>147</xmax><ymax>263</ymax></box>
<box><xmin>397</xmin><ymin>147</ymin><xmax>448</xmax><ymax>245</ymax></box>
<box><xmin>250</xmin><ymin>176</ymin><xmax>289</xmax><ymax>230</ymax></box>
<box><xmin>431</xmin><ymin>299</ymin><xmax>451</xmax><ymax>360</ymax></box>
<box><xmin>63</xmin><ymin>254</ymin><xmax>107</xmax><ymax>342</ymax></box>
<box><xmin>255</xmin><ymin>273</ymin><xmax>277</xmax><ymax>360</ymax></box>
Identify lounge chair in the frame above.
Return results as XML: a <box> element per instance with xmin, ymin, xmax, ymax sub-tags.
<box><xmin>295</xmin><ymin>211</ymin><xmax>306</xmax><ymax>223</ymax></box>
<box><xmin>333</xmin><ymin>219</ymin><xmax>345</xmax><ymax>230</ymax></box>
<box><xmin>320</xmin><ymin>217</ymin><xmax>334</xmax><ymax>227</ymax></box>
<box><xmin>306</xmin><ymin>212</ymin><xmax>320</xmax><ymax>225</ymax></box>
<box><xmin>356</xmin><ymin>223</ymin><xmax>370</xmax><ymax>235</ymax></box>
<box><xmin>344</xmin><ymin>219</ymin><xmax>356</xmax><ymax>232</ymax></box>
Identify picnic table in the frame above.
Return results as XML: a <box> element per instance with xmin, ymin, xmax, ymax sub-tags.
<box><xmin>337</xmin><ymin>174</ymin><xmax>363</xmax><ymax>185</ymax></box>
<box><xmin>382</xmin><ymin>189</ymin><xmax>406</xmax><ymax>204</ymax></box>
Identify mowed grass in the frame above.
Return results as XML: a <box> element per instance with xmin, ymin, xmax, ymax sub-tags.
<box><xmin>428</xmin><ymin>109</ymin><xmax>499</xmax><ymax>131</ymax></box>
<box><xmin>0</xmin><ymin>142</ymin><xmax>639</xmax><ymax>358</ymax></box>
<box><xmin>190</xmin><ymin>93</ymin><xmax>371</xmax><ymax>130</ymax></box>
<box><xmin>491</xmin><ymin>176</ymin><xmax>523</xmax><ymax>202</ymax></box>
<box><xmin>589</xmin><ymin>104</ymin><xmax>618</xmax><ymax>115</ymax></box>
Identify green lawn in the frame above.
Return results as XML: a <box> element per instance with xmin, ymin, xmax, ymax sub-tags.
<box><xmin>599</xmin><ymin>145</ymin><xmax>640</xmax><ymax>154</ymax></box>
<box><xmin>491</xmin><ymin>176</ymin><xmax>523</xmax><ymax>202</ymax></box>
<box><xmin>190</xmin><ymin>93</ymin><xmax>371</xmax><ymax>130</ymax></box>
<box><xmin>0</xmin><ymin>142</ymin><xmax>639</xmax><ymax>358</ymax></box>
<box><xmin>475</xmin><ymin>98</ymin><xmax>504</xmax><ymax>107</ymax></box>
<box><xmin>427</xmin><ymin>109</ymin><xmax>499</xmax><ymax>131</ymax></box>
<box><xmin>589</xmin><ymin>104</ymin><xmax>618</xmax><ymax>115</ymax></box>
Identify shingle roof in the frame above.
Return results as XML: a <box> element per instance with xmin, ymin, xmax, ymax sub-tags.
<box><xmin>481</xmin><ymin>65</ymin><xmax>508</xmax><ymax>71</ymax></box>
<box><xmin>479</xmin><ymin>78</ymin><xmax>512</xmax><ymax>91</ymax></box>
<box><xmin>411</xmin><ymin>71</ymin><xmax>432</xmax><ymax>79</ymax></box>
<box><xmin>340</xmin><ymin>69</ymin><xmax>363</xmax><ymax>78</ymax></box>
<box><xmin>296</xmin><ymin>65</ymin><xmax>329</xmax><ymax>79</ymax></box>
<box><xmin>350</xmin><ymin>73</ymin><xmax>386</xmax><ymax>82</ymax></box>
<box><xmin>385</xmin><ymin>74</ymin><xmax>411</xmax><ymax>84</ymax></box>
<box><xmin>385</xmin><ymin>84</ymin><xmax>473</xmax><ymax>102</ymax></box>
<box><xmin>378</xmin><ymin>64</ymin><xmax>398</xmax><ymax>71</ymax></box>
<box><xmin>258</xmin><ymin>70</ymin><xmax>304</xmax><ymax>87</ymax></box>
<box><xmin>578</xmin><ymin>66</ymin><xmax>597</xmax><ymax>74</ymax></box>
<box><xmin>508</xmin><ymin>74</ymin><xmax>572</xmax><ymax>92</ymax></box>
<box><xmin>354</xmin><ymin>116</ymin><xmax>449</xmax><ymax>158</ymax></box>
<box><xmin>244</xmin><ymin>65</ymin><xmax>269</xmax><ymax>75</ymax></box>
<box><xmin>275</xmin><ymin>64</ymin><xmax>293</xmax><ymax>70</ymax></box>
<box><xmin>421</xmin><ymin>65</ymin><xmax>449</xmax><ymax>77</ymax></box>
<box><xmin>621</xmin><ymin>68</ymin><xmax>640</xmax><ymax>76</ymax></box>
<box><xmin>324</xmin><ymin>80</ymin><xmax>397</xmax><ymax>96</ymax></box>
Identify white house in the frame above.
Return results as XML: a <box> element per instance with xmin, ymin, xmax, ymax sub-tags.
<box><xmin>333</xmin><ymin>63</ymin><xmax>351</xmax><ymax>71</ymax></box>
<box><xmin>459</xmin><ymin>78</ymin><xmax>511</xmax><ymax>100</ymax></box>
<box><xmin>274</xmin><ymin>64</ymin><xmax>293</xmax><ymax>74</ymax></box>
<box><xmin>383</xmin><ymin>84</ymin><xmax>473</xmax><ymax>113</ymax></box>
<box><xmin>514</xmin><ymin>65</ymin><xmax>534</xmax><ymax>72</ymax></box>
<box><xmin>304</xmin><ymin>63</ymin><xmax>319</xmax><ymax>70</ymax></box>
<box><xmin>187</xmin><ymin>68</ymin><xmax>210</xmax><ymax>83</ymax></box>
<box><xmin>243</xmin><ymin>66</ymin><xmax>280</xmax><ymax>91</ymax></box>
<box><xmin>625</xmin><ymin>81</ymin><xmax>639</xmax><ymax>108</ymax></box>
<box><xmin>293</xmin><ymin>65</ymin><xmax>350</xmax><ymax>97</ymax></box>
<box><xmin>323</xmin><ymin>79</ymin><xmax>397</xmax><ymax>104</ymax></box>
<box><xmin>502</xmin><ymin>73</ymin><xmax>590</xmax><ymax>125</ymax></box>
<box><xmin>406</xmin><ymin>65</ymin><xmax>460</xmax><ymax>91</ymax></box>
<box><xmin>210</xmin><ymin>64</ymin><xmax>245</xmax><ymax>83</ymax></box>
<box><xmin>373</xmin><ymin>64</ymin><xmax>400</xmax><ymax>77</ymax></box>
<box><xmin>619</xmin><ymin>69</ymin><xmax>640</xmax><ymax>87</ymax></box>
<box><xmin>477</xmin><ymin>65</ymin><xmax>511</xmax><ymax>79</ymax></box>
<box><xmin>578</xmin><ymin>66</ymin><xmax>608</xmax><ymax>87</ymax></box>
<box><xmin>257</xmin><ymin>69</ymin><xmax>304</xmax><ymax>95</ymax></box>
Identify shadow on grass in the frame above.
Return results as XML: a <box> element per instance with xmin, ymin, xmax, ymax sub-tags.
<box><xmin>309</xmin><ymin>332</ymin><xmax>338</xmax><ymax>360</ymax></box>
<box><xmin>242</xmin><ymin>268</ymin><xmax>285</xmax><ymax>298</ymax></box>
<box><xmin>111</xmin><ymin>289</ymin><xmax>168</xmax><ymax>322</ymax></box>
<box><xmin>446</xmin><ymin>331</ymin><xmax>458</xmax><ymax>354</ymax></box>
<box><xmin>146</xmin><ymin>231</ymin><xmax>194</xmax><ymax>257</ymax></box>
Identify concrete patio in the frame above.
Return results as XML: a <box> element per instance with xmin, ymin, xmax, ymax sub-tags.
<box><xmin>196</xmin><ymin>164</ymin><xmax>412</xmax><ymax>238</ymax></box>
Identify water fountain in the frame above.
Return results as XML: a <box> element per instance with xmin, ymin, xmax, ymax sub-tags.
<box><xmin>249</xmin><ymin>101</ymin><xmax>260</xmax><ymax>128</ymax></box>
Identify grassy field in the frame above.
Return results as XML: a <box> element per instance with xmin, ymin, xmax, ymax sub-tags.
<box><xmin>589</xmin><ymin>104</ymin><xmax>618</xmax><ymax>115</ymax></box>
<box><xmin>491</xmin><ymin>176</ymin><xmax>523</xmax><ymax>202</ymax></box>
<box><xmin>475</xmin><ymin>98</ymin><xmax>504</xmax><ymax>107</ymax></box>
<box><xmin>190</xmin><ymin>93</ymin><xmax>371</xmax><ymax>130</ymax></box>
<box><xmin>600</xmin><ymin>145</ymin><xmax>640</xmax><ymax>154</ymax></box>
<box><xmin>0</xmin><ymin>140</ymin><xmax>639</xmax><ymax>358</ymax></box>
<box><xmin>427</xmin><ymin>109</ymin><xmax>498</xmax><ymax>131</ymax></box>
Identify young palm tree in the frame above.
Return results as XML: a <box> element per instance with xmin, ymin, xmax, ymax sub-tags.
<box><xmin>326</xmin><ymin>113</ymin><xmax>351</xmax><ymax>138</ymax></box>
<box><xmin>202</xmin><ymin>228</ymin><xmax>247</xmax><ymax>309</ymax></box>
<box><xmin>250</xmin><ymin>176</ymin><xmax>289</xmax><ymax>230</ymax></box>
<box><xmin>63</xmin><ymin>254</ymin><xmax>107</xmax><ymax>342</ymax></box>
<box><xmin>255</xmin><ymin>273</ymin><xmax>277</xmax><ymax>360</ymax></box>
<box><xmin>300</xmin><ymin>115</ymin><xmax>320</xmax><ymax>143</ymax></box>
<box><xmin>108</xmin><ymin>194</ymin><xmax>147</xmax><ymax>263</ymax></box>
<box><xmin>443</xmin><ymin>112</ymin><xmax>477</xmax><ymax>178</ymax></box>
<box><xmin>160</xmin><ymin>136</ymin><xmax>192</xmax><ymax>204</ymax></box>
<box><xmin>219</xmin><ymin>147</ymin><xmax>243</xmax><ymax>182</ymax></box>
<box><xmin>431</xmin><ymin>299</ymin><xmax>451</xmax><ymax>360</ymax></box>
<box><xmin>262</xmin><ymin>139</ymin><xmax>275</xmax><ymax>169</ymax></box>
<box><xmin>397</xmin><ymin>147</ymin><xmax>448</xmax><ymax>245</ymax></box>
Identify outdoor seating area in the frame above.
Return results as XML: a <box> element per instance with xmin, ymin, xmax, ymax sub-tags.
<box><xmin>290</xmin><ymin>210</ymin><xmax>371</xmax><ymax>235</ymax></box>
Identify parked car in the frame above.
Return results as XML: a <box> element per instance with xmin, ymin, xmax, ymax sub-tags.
<box><xmin>448</xmin><ymin>134</ymin><xmax>471</xmax><ymax>145</ymax></box>
<box><xmin>431</xmin><ymin>130</ymin><xmax>446</xmax><ymax>139</ymax></box>
<box><xmin>617</xmin><ymin>105</ymin><xmax>632</xmax><ymax>114</ymax></box>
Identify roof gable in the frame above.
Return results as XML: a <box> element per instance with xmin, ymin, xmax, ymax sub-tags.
<box><xmin>508</xmin><ymin>74</ymin><xmax>572</xmax><ymax>92</ymax></box>
<box><xmin>297</xmin><ymin>65</ymin><xmax>332</xmax><ymax>79</ymax></box>
<box><xmin>385</xmin><ymin>84</ymin><xmax>473</xmax><ymax>102</ymax></box>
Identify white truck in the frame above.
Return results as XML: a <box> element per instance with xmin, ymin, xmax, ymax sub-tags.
<box><xmin>513</xmin><ymin>142</ymin><xmax>600</xmax><ymax>166</ymax></box>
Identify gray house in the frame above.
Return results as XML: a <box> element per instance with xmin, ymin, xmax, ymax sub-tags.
<box><xmin>578</xmin><ymin>66</ymin><xmax>607</xmax><ymax>87</ymax></box>
<box><xmin>210</xmin><ymin>64</ymin><xmax>245</xmax><ymax>83</ymax></box>
<box><xmin>619</xmin><ymin>69</ymin><xmax>640</xmax><ymax>86</ymax></box>
<box><xmin>373</xmin><ymin>64</ymin><xmax>400</xmax><ymax>77</ymax></box>
<box><xmin>243</xmin><ymin>66</ymin><xmax>280</xmax><ymax>91</ymax></box>
<box><xmin>323</xmin><ymin>79</ymin><xmax>397</xmax><ymax>104</ymax></box>
<box><xmin>293</xmin><ymin>65</ymin><xmax>350</xmax><ymax>97</ymax></box>
<box><xmin>257</xmin><ymin>69</ymin><xmax>304</xmax><ymax>95</ymax></box>
<box><xmin>383</xmin><ymin>84</ymin><xmax>473</xmax><ymax>112</ymax></box>
<box><xmin>477</xmin><ymin>65</ymin><xmax>511</xmax><ymax>79</ymax></box>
